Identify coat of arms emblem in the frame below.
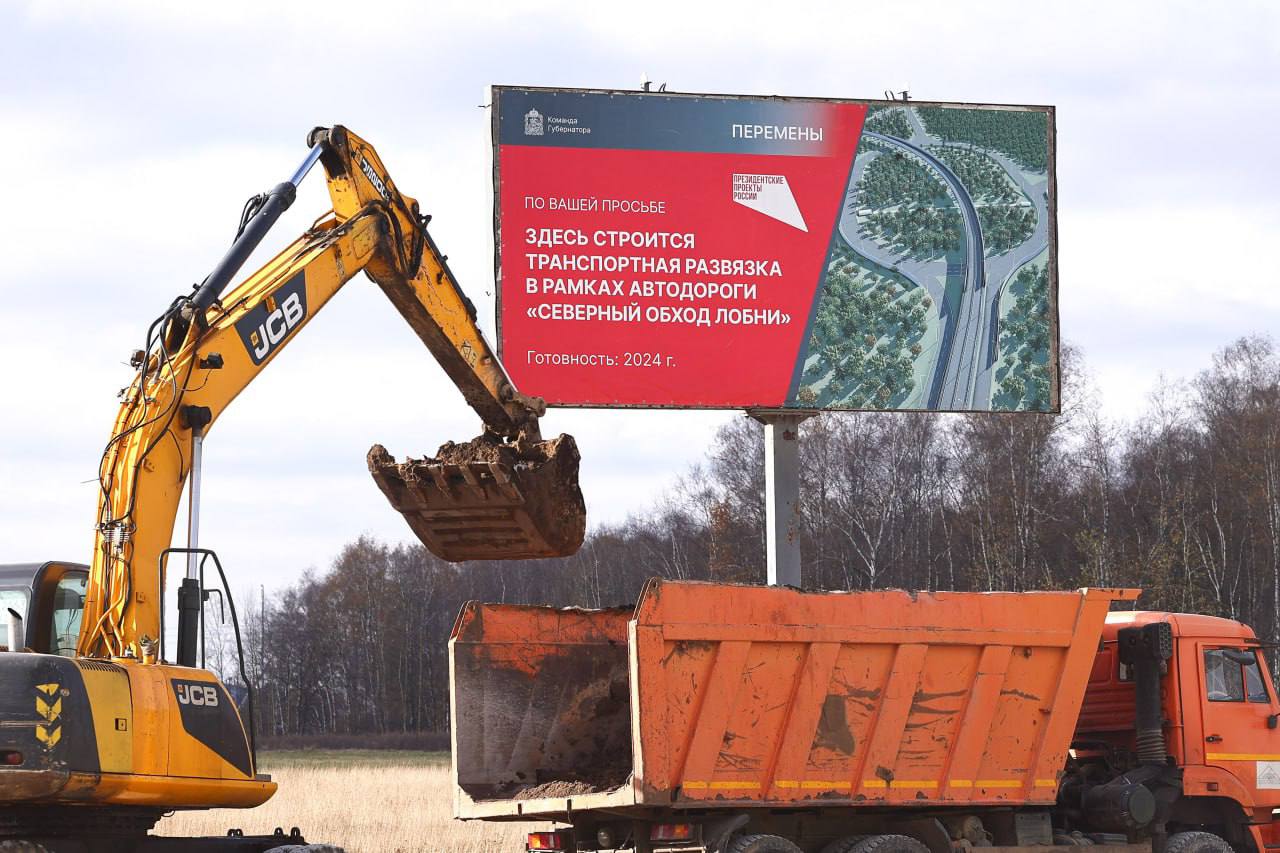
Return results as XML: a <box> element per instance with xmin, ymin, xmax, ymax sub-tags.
<box><xmin>524</xmin><ymin>109</ymin><xmax>544</xmax><ymax>136</ymax></box>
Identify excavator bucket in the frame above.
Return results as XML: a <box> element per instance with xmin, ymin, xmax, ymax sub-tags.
<box><xmin>368</xmin><ymin>434</ymin><xmax>585</xmax><ymax>562</ymax></box>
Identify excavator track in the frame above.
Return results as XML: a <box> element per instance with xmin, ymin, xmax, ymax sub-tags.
<box><xmin>368</xmin><ymin>434</ymin><xmax>585</xmax><ymax>562</ymax></box>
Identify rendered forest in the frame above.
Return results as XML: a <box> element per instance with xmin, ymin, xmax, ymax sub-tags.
<box><xmin>863</xmin><ymin>106</ymin><xmax>912</xmax><ymax>139</ymax></box>
<box><xmin>796</xmin><ymin>244</ymin><xmax>928</xmax><ymax>409</ymax></box>
<box><xmin>856</xmin><ymin>143</ymin><xmax>962</xmax><ymax>260</ymax></box>
<box><xmin>916</xmin><ymin>106</ymin><xmax>1050</xmax><ymax>171</ymax></box>
<box><xmin>930</xmin><ymin>145</ymin><xmax>1037</xmax><ymax>253</ymax></box>
<box><xmin>994</xmin><ymin>263</ymin><xmax>1053</xmax><ymax>410</ymax></box>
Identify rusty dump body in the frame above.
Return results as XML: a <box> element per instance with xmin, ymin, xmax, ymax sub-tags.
<box><xmin>368</xmin><ymin>433</ymin><xmax>584</xmax><ymax>562</ymax></box>
<box><xmin>450</xmin><ymin>580</ymin><xmax>1138</xmax><ymax>821</ymax></box>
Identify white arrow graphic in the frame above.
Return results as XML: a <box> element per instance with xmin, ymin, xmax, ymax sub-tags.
<box><xmin>732</xmin><ymin>173</ymin><xmax>808</xmax><ymax>232</ymax></box>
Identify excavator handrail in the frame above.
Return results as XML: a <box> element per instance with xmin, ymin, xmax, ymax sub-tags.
<box><xmin>157</xmin><ymin>546</ymin><xmax>258</xmax><ymax>766</ymax></box>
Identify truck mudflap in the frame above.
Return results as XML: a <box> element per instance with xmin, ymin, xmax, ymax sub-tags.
<box><xmin>451</xmin><ymin>581</ymin><xmax>1141</xmax><ymax>820</ymax></box>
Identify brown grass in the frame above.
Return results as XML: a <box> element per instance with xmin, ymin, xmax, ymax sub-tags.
<box><xmin>158</xmin><ymin>761</ymin><xmax>542</xmax><ymax>853</ymax></box>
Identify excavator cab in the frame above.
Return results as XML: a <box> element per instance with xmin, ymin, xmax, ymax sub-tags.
<box><xmin>0</xmin><ymin>562</ymin><xmax>87</xmax><ymax>656</ymax></box>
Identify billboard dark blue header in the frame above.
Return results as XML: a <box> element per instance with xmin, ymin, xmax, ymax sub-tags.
<box><xmin>493</xmin><ymin>87</ymin><xmax>844</xmax><ymax>157</ymax></box>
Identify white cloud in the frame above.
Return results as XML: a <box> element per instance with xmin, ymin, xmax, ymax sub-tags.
<box><xmin>1060</xmin><ymin>202</ymin><xmax>1280</xmax><ymax>416</ymax></box>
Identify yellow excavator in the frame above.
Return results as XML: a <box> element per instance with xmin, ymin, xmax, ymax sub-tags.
<box><xmin>0</xmin><ymin>126</ymin><xmax>584</xmax><ymax>852</ymax></box>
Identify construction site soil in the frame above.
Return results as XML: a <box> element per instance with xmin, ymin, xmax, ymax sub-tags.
<box><xmin>509</xmin><ymin>775</ymin><xmax>629</xmax><ymax>801</ymax></box>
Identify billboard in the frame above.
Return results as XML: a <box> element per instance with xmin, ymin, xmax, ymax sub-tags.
<box><xmin>493</xmin><ymin>87</ymin><xmax>1057</xmax><ymax>412</ymax></box>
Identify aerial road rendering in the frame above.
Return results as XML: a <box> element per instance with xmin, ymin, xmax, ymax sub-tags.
<box><xmin>792</xmin><ymin>104</ymin><xmax>1053</xmax><ymax>411</ymax></box>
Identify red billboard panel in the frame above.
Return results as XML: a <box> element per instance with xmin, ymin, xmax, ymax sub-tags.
<box><xmin>494</xmin><ymin>87</ymin><xmax>1057</xmax><ymax>411</ymax></box>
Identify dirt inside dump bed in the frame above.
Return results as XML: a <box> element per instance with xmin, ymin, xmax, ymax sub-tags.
<box><xmin>511</xmin><ymin>774</ymin><xmax>630</xmax><ymax>801</ymax></box>
<box><xmin>368</xmin><ymin>433</ymin><xmax>585</xmax><ymax>561</ymax></box>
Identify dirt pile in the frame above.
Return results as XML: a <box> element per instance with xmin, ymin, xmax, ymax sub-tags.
<box><xmin>512</xmin><ymin>780</ymin><xmax>599</xmax><ymax>801</ymax></box>
<box><xmin>510</xmin><ymin>772</ymin><xmax>631</xmax><ymax>801</ymax></box>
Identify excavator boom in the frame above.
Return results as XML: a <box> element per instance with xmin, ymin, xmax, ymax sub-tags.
<box><xmin>81</xmin><ymin>126</ymin><xmax>584</xmax><ymax>662</ymax></box>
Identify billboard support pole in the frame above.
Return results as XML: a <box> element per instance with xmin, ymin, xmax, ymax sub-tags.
<box><xmin>749</xmin><ymin>409</ymin><xmax>815</xmax><ymax>587</ymax></box>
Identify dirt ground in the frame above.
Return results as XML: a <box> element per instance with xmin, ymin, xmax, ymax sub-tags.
<box><xmin>158</xmin><ymin>753</ymin><xmax>545</xmax><ymax>853</ymax></box>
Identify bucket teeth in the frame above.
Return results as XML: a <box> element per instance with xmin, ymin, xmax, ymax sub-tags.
<box><xmin>368</xmin><ymin>435</ymin><xmax>585</xmax><ymax>562</ymax></box>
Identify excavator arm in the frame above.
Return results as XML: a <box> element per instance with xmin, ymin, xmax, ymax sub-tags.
<box><xmin>307</xmin><ymin>125</ymin><xmax>544</xmax><ymax>441</ymax></box>
<box><xmin>79</xmin><ymin>126</ymin><xmax>583</xmax><ymax>661</ymax></box>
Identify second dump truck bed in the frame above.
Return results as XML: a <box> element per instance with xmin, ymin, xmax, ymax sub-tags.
<box><xmin>450</xmin><ymin>580</ymin><xmax>1138</xmax><ymax>821</ymax></box>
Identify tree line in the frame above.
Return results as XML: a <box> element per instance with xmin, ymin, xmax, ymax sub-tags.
<box><xmin>216</xmin><ymin>335</ymin><xmax>1280</xmax><ymax>743</ymax></box>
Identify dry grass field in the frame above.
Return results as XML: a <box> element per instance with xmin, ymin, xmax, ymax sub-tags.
<box><xmin>158</xmin><ymin>751</ymin><xmax>545</xmax><ymax>852</ymax></box>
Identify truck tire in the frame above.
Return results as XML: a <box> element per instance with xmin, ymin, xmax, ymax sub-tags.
<box><xmin>0</xmin><ymin>844</ymin><xmax>50</xmax><ymax>853</ymax></box>
<box><xmin>819</xmin><ymin>835</ymin><xmax>868</xmax><ymax>853</ymax></box>
<box><xmin>847</xmin><ymin>835</ymin><xmax>931</xmax><ymax>853</ymax></box>
<box><xmin>727</xmin><ymin>835</ymin><xmax>804</xmax><ymax>853</ymax></box>
<box><xmin>1166</xmin><ymin>833</ymin><xmax>1233</xmax><ymax>853</ymax></box>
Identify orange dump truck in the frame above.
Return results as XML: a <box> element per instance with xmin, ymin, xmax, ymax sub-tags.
<box><xmin>451</xmin><ymin>580</ymin><xmax>1280</xmax><ymax>853</ymax></box>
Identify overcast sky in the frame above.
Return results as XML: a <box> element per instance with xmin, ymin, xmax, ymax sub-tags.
<box><xmin>2</xmin><ymin>0</ymin><xmax>1278</xmax><ymax>593</ymax></box>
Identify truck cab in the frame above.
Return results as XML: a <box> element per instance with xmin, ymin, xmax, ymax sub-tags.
<box><xmin>1079</xmin><ymin>611</ymin><xmax>1280</xmax><ymax>852</ymax></box>
<box><xmin>0</xmin><ymin>562</ymin><xmax>88</xmax><ymax>656</ymax></box>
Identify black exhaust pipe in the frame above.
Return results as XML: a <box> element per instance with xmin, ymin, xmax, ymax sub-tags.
<box><xmin>1118</xmin><ymin>622</ymin><xmax>1174</xmax><ymax>764</ymax></box>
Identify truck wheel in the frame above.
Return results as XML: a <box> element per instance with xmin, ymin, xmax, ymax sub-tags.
<box><xmin>727</xmin><ymin>834</ymin><xmax>804</xmax><ymax>853</ymax></box>
<box><xmin>1166</xmin><ymin>833</ymin><xmax>1233</xmax><ymax>853</ymax></box>
<box><xmin>819</xmin><ymin>835</ymin><xmax>867</xmax><ymax>853</ymax></box>
<box><xmin>0</xmin><ymin>843</ymin><xmax>51</xmax><ymax>853</ymax></box>
<box><xmin>848</xmin><ymin>835</ymin><xmax>930</xmax><ymax>853</ymax></box>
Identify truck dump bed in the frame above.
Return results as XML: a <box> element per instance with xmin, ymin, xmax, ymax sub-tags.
<box><xmin>451</xmin><ymin>580</ymin><xmax>1138</xmax><ymax>820</ymax></box>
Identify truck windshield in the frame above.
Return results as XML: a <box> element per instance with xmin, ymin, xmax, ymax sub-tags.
<box><xmin>1205</xmin><ymin>648</ymin><xmax>1270</xmax><ymax>703</ymax></box>
<box><xmin>1</xmin><ymin>588</ymin><xmax>29</xmax><ymax>649</ymax></box>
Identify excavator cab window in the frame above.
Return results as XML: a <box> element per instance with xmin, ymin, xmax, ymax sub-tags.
<box><xmin>0</xmin><ymin>562</ymin><xmax>90</xmax><ymax>655</ymax></box>
<box><xmin>50</xmin><ymin>573</ymin><xmax>86</xmax><ymax>657</ymax></box>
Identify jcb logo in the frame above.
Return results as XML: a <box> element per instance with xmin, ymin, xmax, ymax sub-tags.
<box><xmin>248</xmin><ymin>291</ymin><xmax>304</xmax><ymax>361</ymax></box>
<box><xmin>360</xmin><ymin>155</ymin><xmax>391</xmax><ymax>201</ymax></box>
<box><xmin>235</xmin><ymin>271</ymin><xmax>308</xmax><ymax>365</ymax></box>
<box><xmin>174</xmin><ymin>682</ymin><xmax>219</xmax><ymax>708</ymax></box>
